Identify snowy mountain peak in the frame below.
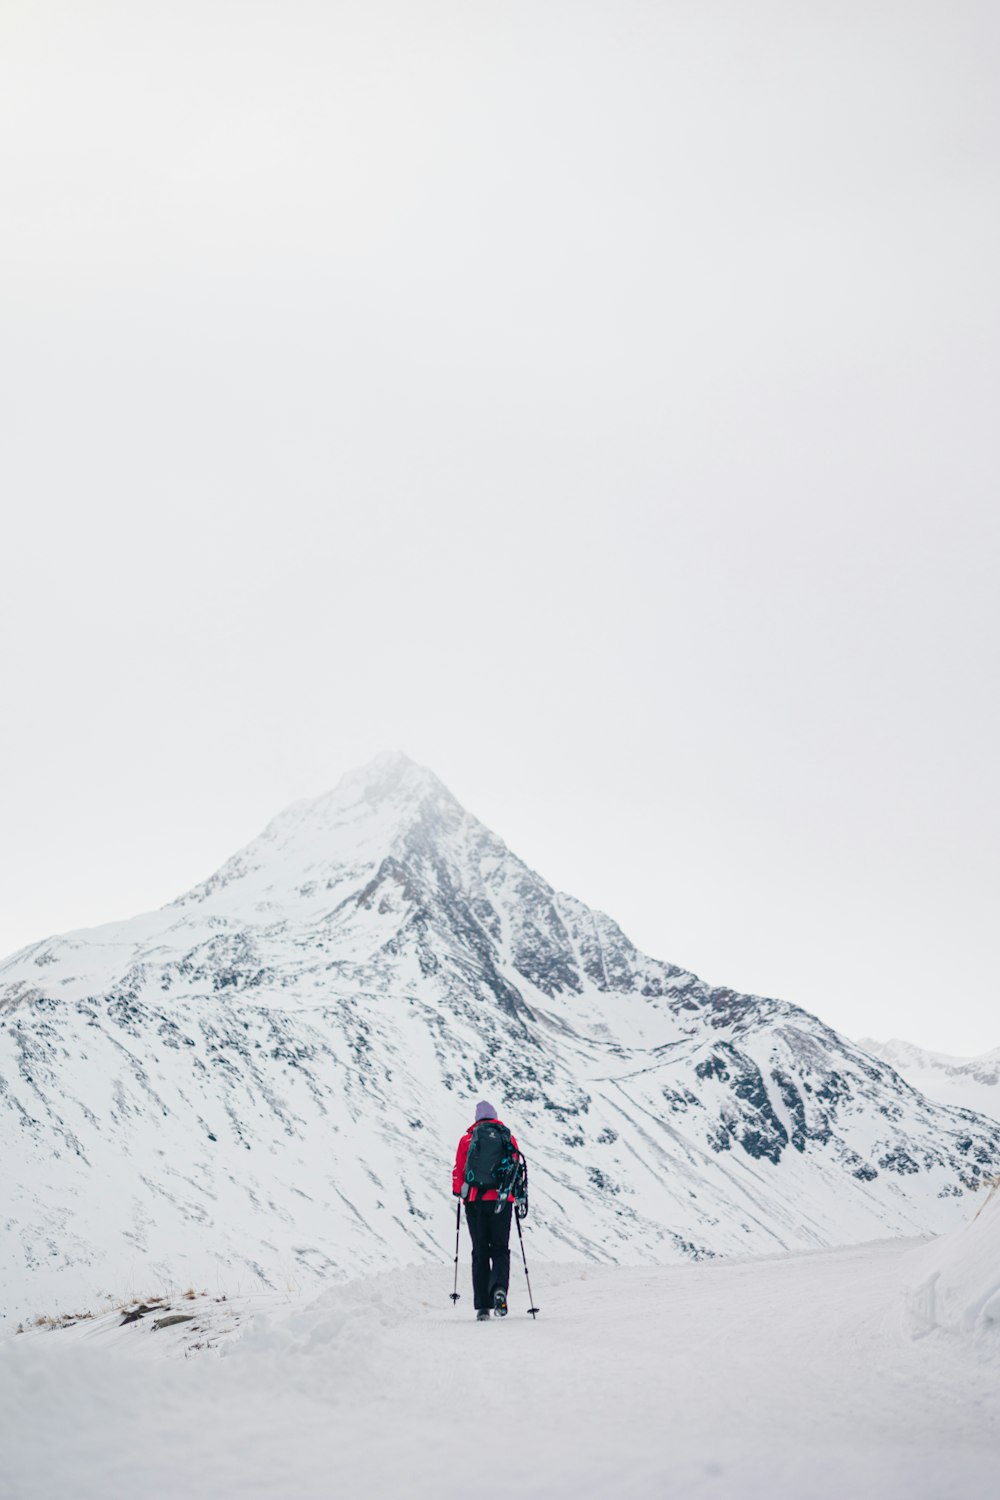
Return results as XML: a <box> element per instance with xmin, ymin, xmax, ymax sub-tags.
<box><xmin>3</xmin><ymin>763</ymin><xmax>1000</xmax><ymax>1323</ymax></box>
<box><xmin>172</xmin><ymin>752</ymin><xmax>465</xmax><ymax>913</ymax></box>
<box><xmin>257</xmin><ymin>751</ymin><xmax>460</xmax><ymax>844</ymax></box>
<box><xmin>329</xmin><ymin>750</ymin><xmax>455</xmax><ymax>814</ymax></box>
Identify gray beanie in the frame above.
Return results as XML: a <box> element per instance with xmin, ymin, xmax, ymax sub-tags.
<box><xmin>474</xmin><ymin>1100</ymin><xmax>497</xmax><ymax>1121</ymax></box>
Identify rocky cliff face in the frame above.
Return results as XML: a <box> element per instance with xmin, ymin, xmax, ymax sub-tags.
<box><xmin>3</xmin><ymin>753</ymin><xmax>998</xmax><ymax>1323</ymax></box>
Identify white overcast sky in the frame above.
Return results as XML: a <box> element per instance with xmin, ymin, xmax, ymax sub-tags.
<box><xmin>2</xmin><ymin>1</ymin><xmax>998</xmax><ymax>1054</ymax></box>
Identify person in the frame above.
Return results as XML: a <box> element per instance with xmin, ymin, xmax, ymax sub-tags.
<box><xmin>452</xmin><ymin>1100</ymin><xmax>522</xmax><ymax>1321</ymax></box>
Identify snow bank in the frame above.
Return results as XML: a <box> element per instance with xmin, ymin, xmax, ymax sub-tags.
<box><xmin>906</xmin><ymin>1182</ymin><xmax>1000</xmax><ymax>1352</ymax></box>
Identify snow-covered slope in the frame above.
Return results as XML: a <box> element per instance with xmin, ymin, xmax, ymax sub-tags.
<box><xmin>859</xmin><ymin>1037</ymin><xmax>1000</xmax><ymax>1122</ymax></box>
<box><xmin>3</xmin><ymin>753</ymin><xmax>999</xmax><ymax>1324</ymax></box>
<box><xmin>5</xmin><ymin>1241</ymin><xmax>1000</xmax><ymax>1500</ymax></box>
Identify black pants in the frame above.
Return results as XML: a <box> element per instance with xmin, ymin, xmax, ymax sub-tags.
<box><xmin>464</xmin><ymin>1200</ymin><xmax>512</xmax><ymax>1310</ymax></box>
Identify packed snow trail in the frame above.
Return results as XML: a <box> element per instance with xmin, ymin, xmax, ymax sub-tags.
<box><xmin>3</xmin><ymin>1239</ymin><xmax>998</xmax><ymax>1500</ymax></box>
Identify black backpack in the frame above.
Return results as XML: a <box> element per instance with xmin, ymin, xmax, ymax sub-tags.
<box><xmin>464</xmin><ymin>1120</ymin><xmax>516</xmax><ymax>1193</ymax></box>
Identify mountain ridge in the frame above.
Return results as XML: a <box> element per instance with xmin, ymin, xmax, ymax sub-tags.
<box><xmin>859</xmin><ymin>1036</ymin><xmax>1000</xmax><ymax>1123</ymax></box>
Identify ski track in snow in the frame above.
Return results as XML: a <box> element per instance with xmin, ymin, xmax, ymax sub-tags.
<box><xmin>3</xmin><ymin>1237</ymin><xmax>998</xmax><ymax>1500</ymax></box>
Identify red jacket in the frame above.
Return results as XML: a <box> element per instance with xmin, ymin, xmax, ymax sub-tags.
<box><xmin>453</xmin><ymin>1119</ymin><xmax>520</xmax><ymax>1202</ymax></box>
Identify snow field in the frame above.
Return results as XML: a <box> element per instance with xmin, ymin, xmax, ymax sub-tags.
<box><xmin>3</xmin><ymin>1235</ymin><xmax>999</xmax><ymax>1500</ymax></box>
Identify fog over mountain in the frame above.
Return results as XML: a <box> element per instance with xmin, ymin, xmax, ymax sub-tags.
<box><xmin>2</xmin><ymin>754</ymin><xmax>998</xmax><ymax>1324</ymax></box>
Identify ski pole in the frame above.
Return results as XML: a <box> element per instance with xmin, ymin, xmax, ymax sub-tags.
<box><xmin>514</xmin><ymin>1208</ymin><xmax>539</xmax><ymax>1318</ymax></box>
<box><xmin>449</xmin><ymin>1199</ymin><xmax>462</xmax><ymax>1305</ymax></box>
